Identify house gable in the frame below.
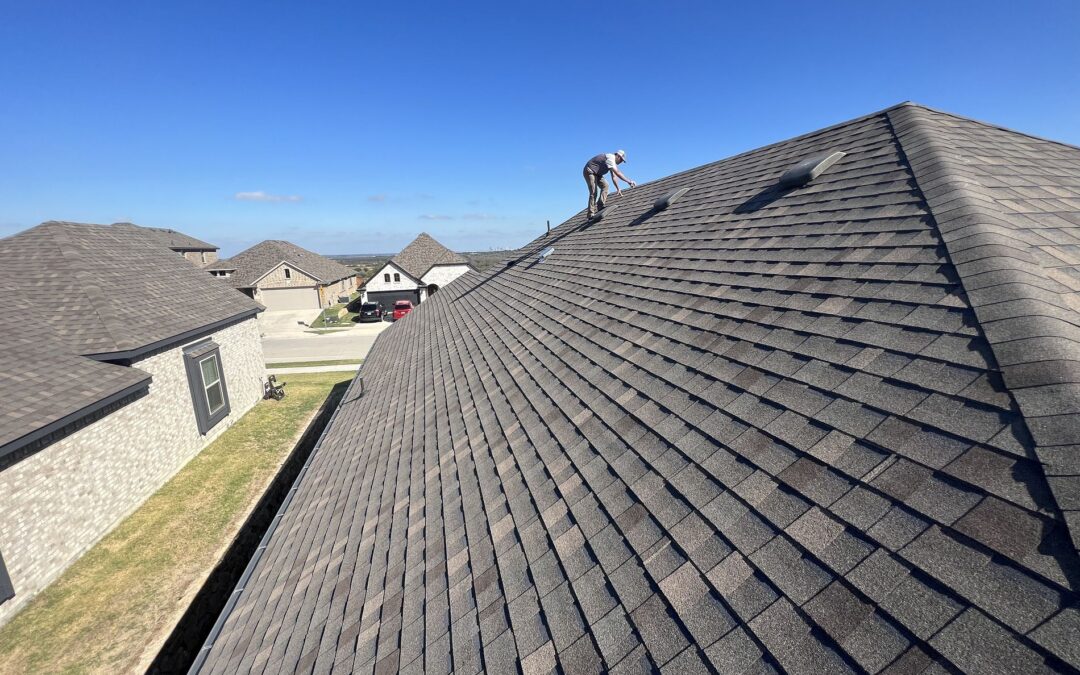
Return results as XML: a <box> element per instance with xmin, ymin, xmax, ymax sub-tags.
<box><xmin>364</xmin><ymin>261</ymin><xmax>422</xmax><ymax>292</ymax></box>
<box><xmin>254</xmin><ymin>261</ymin><xmax>320</xmax><ymax>289</ymax></box>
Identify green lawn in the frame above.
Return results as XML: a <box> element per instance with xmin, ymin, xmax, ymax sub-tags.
<box><xmin>310</xmin><ymin>292</ymin><xmax>360</xmax><ymax>328</ymax></box>
<box><xmin>0</xmin><ymin>372</ymin><xmax>353</xmax><ymax>675</ymax></box>
<box><xmin>267</xmin><ymin>358</ymin><xmax>363</xmax><ymax>369</ymax></box>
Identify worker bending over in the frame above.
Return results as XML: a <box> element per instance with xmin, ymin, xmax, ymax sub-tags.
<box><xmin>583</xmin><ymin>149</ymin><xmax>636</xmax><ymax>218</ymax></box>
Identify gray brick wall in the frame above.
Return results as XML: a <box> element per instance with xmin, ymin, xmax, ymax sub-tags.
<box><xmin>0</xmin><ymin>317</ymin><xmax>265</xmax><ymax>627</ymax></box>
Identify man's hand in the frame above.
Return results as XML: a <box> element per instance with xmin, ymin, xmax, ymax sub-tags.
<box><xmin>629</xmin><ymin>180</ymin><xmax>637</xmax><ymax>188</ymax></box>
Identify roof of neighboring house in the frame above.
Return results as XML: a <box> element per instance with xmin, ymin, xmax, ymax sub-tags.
<box><xmin>198</xmin><ymin>104</ymin><xmax>1080</xmax><ymax>675</ymax></box>
<box><xmin>389</xmin><ymin>232</ymin><xmax>472</xmax><ymax>280</ymax></box>
<box><xmin>207</xmin><ymin>240</ymin><xmax>356</xmax><ymax>288</ymax></box>
<box><xmin>0</xmin><ymin>221</ymin><xmax>261</xmax><ymax>459</ymax></box>
<box><xmin>111</xmin><ymin>221</ymin><xmax>218</xmax><ymax>251</ymax></box>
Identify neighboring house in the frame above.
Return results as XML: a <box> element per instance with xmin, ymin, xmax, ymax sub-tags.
<box><xmin>112</xmin><ymin>221</ymin><xmax>220</xmax><ymax>267</ymax></box>
<box><xmin>362</xmin><ymin>232</ymin><xmax>475</xmax><ymax>306</ymax></box>
<box><xmin>199</xmin><ymin>104</ymin><xmax>1080</xmax><ymax>674</ymax></box>
<box><xmin>207</xmin><ymin>240</ymin><xmax>358</xmax><ymax>311</ymax></box>
<box><xmin>0</xmin><ymin>221</ymin><xmax>265</xmax><ymax>627</ymax></box>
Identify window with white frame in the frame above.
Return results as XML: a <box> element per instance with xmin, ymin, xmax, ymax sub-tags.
<box><xmin>183</xmin><ymin>340</ymin><xmax>231</xmax><ymax>434</ymax></box>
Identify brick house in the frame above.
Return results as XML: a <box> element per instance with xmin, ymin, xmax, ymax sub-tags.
<box><xmin>362</xmin><ymin>232</ymin><xmax>475</xmax><ymax>306</ymax></box>
<box><xmin>207</xmin><ymin>240</ymin><xmax>358</xmax><ymax>311</ymax></box>
<box><xmin>0</xmin><ymin>221</ymin><xmax>265</xmax><ymax>627</ymax></box>
<box><xmin>112</xmin><ymin>221</ymin><xmax>220</xmax><ymax>267</ymax></box>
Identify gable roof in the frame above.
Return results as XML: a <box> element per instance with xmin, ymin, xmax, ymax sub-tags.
<box><xmin>111</xmin><ymin>222</ymin><xmax>218</xmax><ymax>251</ymax></box>
<box><xmin>197</xmin><ymin>104</ymin><xmax>1080</xmax><ymax>674</ymax></box>
<box><xmin>391</xmin><ymin>232</ymin><xmax>472</xmax><ymax>279</ymax></box>
<box><xmin>207</xmin><ymin>240</ymin><xmax>356</xmax><ymax>288</ymax></box>
<box><xmin>0</xmin><ymin>221</ymin><xmax>261</xmax><ymax>459</ymax></box>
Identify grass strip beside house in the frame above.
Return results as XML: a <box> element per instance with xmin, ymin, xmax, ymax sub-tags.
<box><xmin>310</xmin><ymin>292</ymin><xmax>360</xmax><ymax>328</ymax></box>
<box><xmin>0</xmin><ymin>371</ymin><xmax>354</xmax><ymax>675</ymax></box>
<box><xmin>267</xmin><ymin>358</ymin><xmax>363</xmax><ymax>369</ymax></box>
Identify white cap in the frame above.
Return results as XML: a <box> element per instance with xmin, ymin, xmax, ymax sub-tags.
<box><xmin>615</xmin><ymin>149</ymin><xmax>627</xmax><ymax>161</ymax></box>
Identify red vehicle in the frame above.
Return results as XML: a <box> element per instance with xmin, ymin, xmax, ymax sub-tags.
<box><xmin>392</xmin><ymin>300</ymin><xmax>414</xmax><ymax>320</ymax></box>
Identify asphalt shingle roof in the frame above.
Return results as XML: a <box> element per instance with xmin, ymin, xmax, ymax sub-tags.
<box><xmin>0</xmin><ymin>221</ymin><xmax>261</xmax><ymax>455</ymax></box>
<box><xmin>198</xmin><ymin>103</ymin><xmax>1080</xmax><ymax>674</ymax></box>
<box><xmin>390</xmin><ymin>232</ymin><xmax>471</xmax><ymax>280</ymax></box>
<box><xmin>111</xmin><ymin>222</ymin><xmax>218</xmax><ymax>251</ymax></box>
<box><xmin>208</xmin><ymin>240</ymin><xmax>356</xmax><ymax>288</ymax></box>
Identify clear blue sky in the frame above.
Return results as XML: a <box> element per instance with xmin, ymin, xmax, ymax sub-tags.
<box><xmin>2</xmin><ymin>1</ymin><xmax>1078</xmax><ymax>256</ymax></box>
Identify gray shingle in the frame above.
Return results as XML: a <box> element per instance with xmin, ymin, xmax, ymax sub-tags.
<box><xmin>197</xmin><ymin>104</ymin><xmax>1080</xmax><ymax>675</ymax></box>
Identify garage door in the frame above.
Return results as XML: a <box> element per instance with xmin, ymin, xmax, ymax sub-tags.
<box><xmin>260</xmin><ymin>287</ymin><xmax>321</xmax><ymax>311</ymax></box>
<box><xmin>367</xmin><ymin>289</ymin><xmax>421</xmax><ymax>307</ymax></box>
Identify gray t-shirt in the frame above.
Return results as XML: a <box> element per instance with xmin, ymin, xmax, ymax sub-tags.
<box><xmin>584</xmin><ymin>153</ymin><xmax>618</xmax><ymax>176</ymax></box>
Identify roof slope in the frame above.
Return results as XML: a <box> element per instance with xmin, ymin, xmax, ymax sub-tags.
<box><xmin>111</xmin><ymin>222</ymin><xmax>218</xmax><ymax>251</ymax></box>
<box><xmin>0</xmin><ymin>222</ymin><xmax>261</xmax><ymax>455</ymax></box>
<box><xmin>208</xmin><ymin>240</ymin><xmax>356</xmax><ymax>287</ymax></box>
<box><xmin>391</xmin><ymin>232</ymin><xmax>471</xmax><ymax>279</ymax></box>
<box><xmin>199</xmin><ymin>105</ymin><xmax>1080</xmax><ymax>674</ymax></box>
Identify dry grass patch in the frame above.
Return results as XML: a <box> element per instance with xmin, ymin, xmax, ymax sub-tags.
<box><xmin>0</xmin><ymin>371</ymin><xmax>353</xmax><ymax>675</ymax></box>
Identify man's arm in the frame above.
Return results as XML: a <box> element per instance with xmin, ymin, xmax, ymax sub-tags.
<box><xmin>612</xmin><ymin>167</ymin><xmax>636</xmax><ymax>190</ymax></box>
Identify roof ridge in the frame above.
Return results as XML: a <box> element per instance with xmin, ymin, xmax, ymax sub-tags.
<box><xmin>888</xmin><ymin>105</ymin><xmax>1080</xmax><ymax>554</ymax></box>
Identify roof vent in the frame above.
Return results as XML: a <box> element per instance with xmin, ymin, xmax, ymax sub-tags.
<box><xmin>538</xmin><ymin>246</ymin><xmax>555</xmax><ymax>262</ymax></box>
<box><xmin>654</xmin><ymin>187</ymin><xmax>690</xmax><ymax>211</ymax></box>
<box><xmin>778</xmin><ymin>151</ymin><xmax>846</xmax><ymax>188</ymax></box>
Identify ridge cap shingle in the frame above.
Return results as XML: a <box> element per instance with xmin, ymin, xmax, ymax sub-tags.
<box><xmin>890</xmin><ymin>103</ymin><xmax>1080</xmax><ymax>554</ymax></box>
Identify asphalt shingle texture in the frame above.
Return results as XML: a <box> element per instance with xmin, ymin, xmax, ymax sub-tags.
<box><xmin>0</xmin><ymin>221</ymin><xmax>260</xmax><ymax>453</ymax></box>
<box><xmin>208</xmin><ymin>240</ymin><xmax>357</xmax><ymax>288</ymax></box>
<box><xmin>111</xmin><ymin>221</ymin><xmax>218</xmax><ymax>251</ymax></box>
<box><xmin>391</xmin><ymin>233</ymin><xmax>472</xmax><ymax>280</ymax></box>
<box><xmin>199</xmin><ymin>104</ymin><xmax>1080</xmax><ymax>674</ymax></box>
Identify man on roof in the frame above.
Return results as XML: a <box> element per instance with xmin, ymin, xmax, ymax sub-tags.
<box><xmin>584</xmin><ymin>149</ymin><xmax>636</xmax><ymax>218</ymax></box>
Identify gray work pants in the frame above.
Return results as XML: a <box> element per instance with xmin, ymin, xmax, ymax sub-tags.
<box><xmin>584</xmin><ymin>168</ymin><xmax>608</xmax><ymax>216</ymax></box>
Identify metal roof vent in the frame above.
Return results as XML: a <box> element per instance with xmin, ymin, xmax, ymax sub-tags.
<box><xmin>538</xmin><ymin>246</ymin><xmax>555</xmax><ymax>262</ymax></box>
<box><xmin>654</xmin><ymin>187</ymin><xmax>690</xmax><ymax>211</ymax></box>
<box><xmin>778</xmin><ymin>151</ymin><xmax>846</xmax><ymax>188</ymax></box>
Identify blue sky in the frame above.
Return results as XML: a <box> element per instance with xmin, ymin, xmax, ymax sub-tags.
<box><xmin>2</xmin><ymin>1</ymin><xmax>1078</xmax><ymax>256</ymax></box>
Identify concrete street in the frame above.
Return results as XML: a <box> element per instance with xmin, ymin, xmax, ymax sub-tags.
<box><xmin>258</xmin><ymin>310</ymin><xmax>392</xmax><ymax>362</ymax></box>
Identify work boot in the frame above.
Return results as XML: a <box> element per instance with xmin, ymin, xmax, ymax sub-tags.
<box><xmin>587</xmin><ymin>208</ymin><xmax>597</xmax><ymax>219</ymax></box>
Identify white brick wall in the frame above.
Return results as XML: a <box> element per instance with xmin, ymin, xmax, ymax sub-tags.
<box><xmin>364</xmin><ymin>263</ymin><xmax>420</xmax><ymax>293</ymax></box>
<box><xmin>0</xmin><ymin>317</ymin><xmax>265</xmax><ymax>627</ymax></box>
<box><xmin>421</xmin><ymin>264</ymin><xmax>471</xmax><ymax>289</ymax></box>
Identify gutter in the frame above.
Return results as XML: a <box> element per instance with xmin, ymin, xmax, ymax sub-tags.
<box><xmin>0</xmin><ymin>378</ymin><xmax>150</xmax><ymax>463</ymax></box>
<box><xmin>84</xmin><ymin>309</ymin><xmax>261</xmax><ymax>362</ymax></box>
<box><xmin>187</xmin><ymin>372</ymin><xmax>360</xmax><ymax>674</ymax></box>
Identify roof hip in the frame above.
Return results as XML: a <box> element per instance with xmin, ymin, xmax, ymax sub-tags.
<box><xmin>889</xmin><ymin>103</ymin><xmax>1080</xmax><ymax>552</ymax></box>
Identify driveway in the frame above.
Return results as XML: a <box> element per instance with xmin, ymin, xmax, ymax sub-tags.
<box><xmin>262</xmin><ymin>320</ymin><xmax>392</xmax><ymax>362</ymax></box>
<box><xmin>258</xmin><ymin>309</ymin><xmax>322</xmax><ymax>337</ymax></box>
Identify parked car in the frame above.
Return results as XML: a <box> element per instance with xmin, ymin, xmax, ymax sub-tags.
<box><xmin>392</xmin><ymin>300</ymin><xmax>414</xmax><ymax>320</ymax></box>
<box><xmin>357</xmin><ymin>302</ymin><xmax>384</xmax><ymax>322</ymax></box>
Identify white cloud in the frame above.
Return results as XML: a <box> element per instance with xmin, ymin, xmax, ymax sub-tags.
<box><xmin>419</xmin><ymin>214</ymin><xmax>454</xmax><ymax>220</ymax></box>
<box><xmin>234</xmin><ymin>191</ymin><xmax>303</xmax><ymax>203</ymax></box>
